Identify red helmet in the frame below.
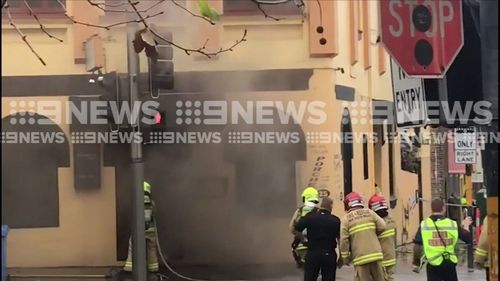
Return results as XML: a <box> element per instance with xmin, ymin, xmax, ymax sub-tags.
<box><xmin>344</xmin><ymin>192</ymin><xmax>364</xmax><ymax>209</ymax></box>
<box><xmin>368</xmin><ymin>194</ymin><xmax>388</xmax><ymax>212</ymax></box>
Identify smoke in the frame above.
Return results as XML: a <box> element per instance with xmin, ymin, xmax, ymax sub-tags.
<box><xmin>110</xmin><ymin>1</ymin><xmax>311</xmax><ymax>278</ymax></box>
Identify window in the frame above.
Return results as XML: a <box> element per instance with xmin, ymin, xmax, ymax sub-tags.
<box><xmin>363</xmin><ymin>134</ymin><xmax>369</xmax><ymax>180</ymax></box>
<box><xmin>5</xmin><ymin>0</ymin><xmax>65</xmax><ymax>15</ymax></box>
<box><xmin>223</xmin><ymin>0</ymin><xmax>301</xmax><ymax>16</ymax></box>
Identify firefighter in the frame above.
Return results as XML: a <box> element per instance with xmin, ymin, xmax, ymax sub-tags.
<box><xmin>368</xmin><ymin>194</ymin><xmax>397</xmax><ymax>281</ymax></box>
<box><xmin>124</xmin><ymin>181</ymin><xmax>159</xmax><ymax>273</ymax></box>
<box><xmin>340</xmin><ymin>192</ymin><xmax>386</xmax><ymax>281</ymax></box>
<box><xmin>289</xmin><ymin>186</ymin><xmax>320</xmax><ymax>268</ymax></box>
<box><xmin>413</xmin><ymin>198</ymin><xmax>472</xmax><ymax>281</ymax></box>
<box><xmin>474</xmin><ymin>216</ymin><xmax>490</xmax><ymax>281</ymax></box>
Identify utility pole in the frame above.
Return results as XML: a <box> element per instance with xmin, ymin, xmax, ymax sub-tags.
<box><xmin>480</xmin><ymin>0</ymin><xmax>498</xmax><ymax>280</ymax></box>
<box><xmin>127</xmin><ymin>22</ymin><xmax>147</xmax><ymax>281</ymax></box>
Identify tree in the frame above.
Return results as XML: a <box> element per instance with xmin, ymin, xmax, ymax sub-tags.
<box><xmin>1</xmin><ymin>0</ymin><xmax>307</xmax><ymax>65</ymax></box>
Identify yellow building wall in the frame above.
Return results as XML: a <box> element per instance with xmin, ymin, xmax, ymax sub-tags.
<box><xmin>1</xmin><ymin>96</ymin><xmax>119</xmax><ymax>267</ymax></box>
<box><xmin>2</xmin><ymin>0</ymin><xmax>430</xmax><ymax>267</ymax></box>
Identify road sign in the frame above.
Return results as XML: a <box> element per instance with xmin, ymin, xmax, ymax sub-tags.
<box><xmin>454</xmin><ymin>127</ymin><xmax>477</xmax><ymax>164</ymax></box>
<box><xmin>391</xmin><ymin>59</ymin><xmax>427</xmax><ymax>128</ymax></box>
<box><xmin>455</xmin><ymin>150</ymin><xmax>476</xmax><ymax>164</ymax></box>
<box><xmin>454</xmin><ymin>127</ymin><xmax>477</xmax><ymax>150</ymax></box>
<box><xmin>380</xmin><ymin>0</ymin><xmax>464</xmax><ymax>78</ymax></box>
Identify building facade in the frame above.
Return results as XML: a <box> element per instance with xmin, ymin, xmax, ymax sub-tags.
<box><xmin>2</xmin><ymin>0</ymin><xmax>433</xmax><ymax>273</ymax></box>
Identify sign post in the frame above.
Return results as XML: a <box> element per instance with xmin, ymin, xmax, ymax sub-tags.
<box><xmin>391</xmin><ymin>59</ymin><xmax>427</xmax><ymax>128</ymax></box>
<box><xmin>380</xmin><ymin>0</ymin><xmax>464</xmax><ymax>78</ymax></box>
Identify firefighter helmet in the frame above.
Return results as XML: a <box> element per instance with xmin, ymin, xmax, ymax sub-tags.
<box><xmin>144</xmin><ymin>181</ymin><xmax>151</xmax><ymax>195</ymax></box>
<box><xmin>344</xmin><ymin>192</ymin><xmax>364</xmax><ymax>209</ymax></box>
<box><xmin>301</xmin><ymin>187</ymin><xmax>319</xmax><ymax>203</ymax></box>
<box><xmin>368</xmin><ymin>194</ymin><xmax>388</xmax><ymax>211</ymax></box>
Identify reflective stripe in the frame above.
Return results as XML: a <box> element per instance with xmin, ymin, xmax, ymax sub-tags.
<box><xmin>341</xmin><ymin>252</ymin><xmax>350</xmax><ymax>258</ymax></box>
<box><xmin>349</xmin><ymin>222</ymin><xmax>376</xmax><ymax>235</ymax></box>
<box><xmin>475</xmin><ymin>248</ymin><xmax>488</xmax><ymax>257</ymax></box>
<box><xmin>349</xmin><ymin>222</ymin><xmax>376</xmax><ymax>233</ymax></box>
<box><xmin>382</xmin><ymin>258</ymin><xmax>397</xmax><ymax>266</ymax></box>
<box><xmin>378</xmin><ymin>229</ymin><xmax>396</xmax><ymax>238</ymax></box>
<box><xmin>421</xmin><ymin>225</ymin><xmax>458</xmax><ymax>231</ymax></box>
<box><xmin>352</xmin><ymin>252</ymin><xmax>383</xmax><ymax>265</ymax></box>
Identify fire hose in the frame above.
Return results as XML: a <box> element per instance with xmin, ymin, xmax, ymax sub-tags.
<box><xmin>152</xmin><ymin>200</ymin><xmax>211</xmax><ymax>281</ymax></box>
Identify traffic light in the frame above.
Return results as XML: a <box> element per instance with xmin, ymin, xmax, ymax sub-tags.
<box><xmin>148</xmin><ymin>29</ymin><xmax>174</xmax><ymax>98</ymax></box>
<box><xmin>151</xmin><ymin>110</ymin><xmax>166</xmax><ymax>132</ymax></box>
<box><xmin>412</xmin><ymin>5</ymin><xmax>433</xmax><ymax>67</ymax></box>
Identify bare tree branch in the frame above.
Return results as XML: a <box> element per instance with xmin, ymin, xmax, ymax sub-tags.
<box><xmin>56</xmin><ymin>0</ymin><xmax>163</xmax><ymax>30</ymax></box>
<box><xmin>4</xmin><ymin>0</ymin><xmax>247</xmax><ymax>64</ymax></box>
<box><xmin>23</xmin><ymin>0</ymin><xmax>64</xmax><ymax>42</ymax></box>
<box><xmin>126</xmin><ymin>0</ymin><xmax>247</xmax><ymax>58</ymax></box>
<box><xmin>169</xmin><ymin>0</ymin><xmax>215</xmax><ymax>26</ymax></box>
<box><xmin>86</xmin><ymin>0</ymin><xmax>166</xmax><ymax>14</ymax></box>
<box><xmin>251</xmin><ymin>0</ymin><xmax>282</xmax><ymax>21</ymax></box>
<box><xmin>4</xmin><ymin>2</ymin><xmax>46</xmax><ymax>65</ymax></box>
<box><xmin>66</xmin><ymin>11</ymin><xmax>164</xmax><ymax>30</ymax></box>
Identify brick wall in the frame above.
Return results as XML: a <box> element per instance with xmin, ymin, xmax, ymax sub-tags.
<box><xmin>430</xmin><ymin>127</ymin><xmax>448</xmax><ymax>199</ymax></box>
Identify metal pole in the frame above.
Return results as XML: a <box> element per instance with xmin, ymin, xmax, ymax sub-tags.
<box><xmin>127</xmin><ymin>22</ymin><xmax>147</xmax><ymax>281</ymax></box>
<box><xmin>465</xmin><ymin>164</ymin><xmax>474</xmax><ymax>272</ymax></box>
<box><xmin>480</xmin><ymin>0</ymin><xmax>499</xmax><ymax>279</ymax></box>
<box><xmin>415</xmin><ymin>127</ymin><xmax>424</xmax><ymax>222</ymax></box>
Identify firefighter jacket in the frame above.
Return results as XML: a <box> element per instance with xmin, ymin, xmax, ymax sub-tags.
<box><xmin>474</xmin><ymin>217</ymin><xmax>489</xmax><ymax>267</ymax></box>
<box><xmin>379</xmin><ymin>215</ymin><xmax>397</xmax><ymax>267</ymax></box>
<box><xmin>289</xmin><ymin>206</ymin><xmax>317</xmax><ymax>238</ymax></box>
<box><xmin>340</xmin><ymin>208</ymin><xmax>387</xmax><ymax>266</ymax></box>
<box><xmin>144</xmin><ymin>194</ymin><xmax>155</xmax><ymax>233</ymax></box>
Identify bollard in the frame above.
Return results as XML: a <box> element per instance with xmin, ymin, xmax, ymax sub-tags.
<box><xmin>1</xmin><ymin>225</ymin><xmax>8</xmax><ymax>281</ymax></box>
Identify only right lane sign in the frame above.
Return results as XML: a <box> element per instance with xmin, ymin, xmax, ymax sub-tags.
<box><xmin>454</xmin><ymin>127</ymin><xmax>477</xmax><ymax>164</ymax></box>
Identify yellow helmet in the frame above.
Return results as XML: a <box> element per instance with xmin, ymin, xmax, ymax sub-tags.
<box><xmin>301</xmin><ymin>187</ymin><xmax>319</xmax><ymax>203</ymax></box>
<box><xmin>144</xmin><ymin>181</ymin><xmax>151</xmax><ymax>195</ymax></box>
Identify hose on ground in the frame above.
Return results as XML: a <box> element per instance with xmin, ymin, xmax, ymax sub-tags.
<box><xmin>152</xmin><ymin>200</ymin><xmax>211</xmax><ymax>281</ymax></box>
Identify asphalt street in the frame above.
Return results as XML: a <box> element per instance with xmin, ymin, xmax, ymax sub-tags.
<box><xmin>7</xmin><ymin>263</ymin><xmax>488</xmax><ymax>281</ymax></box>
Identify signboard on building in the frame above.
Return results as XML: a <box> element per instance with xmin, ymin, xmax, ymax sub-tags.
<box><xmin>454</xmin><ymin>127</ymin><xmax>477</xmax><ymax>164</ymax></box>
<box><xmin>391</xmin><ymin>59</ymin><xmax>427</xmax><ymax>128</ymax></box>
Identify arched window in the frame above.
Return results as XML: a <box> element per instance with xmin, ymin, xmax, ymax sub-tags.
<box><xmin>2</xmin><ymin>113</ymin><xmax>69</xmax><ymax>228</ymax></box>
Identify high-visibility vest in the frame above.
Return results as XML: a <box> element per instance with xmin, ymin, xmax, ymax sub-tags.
<box><xmin>421</xmin><ymin>217</ymin><xmax>459</xmax><ymax>266</ymax></box>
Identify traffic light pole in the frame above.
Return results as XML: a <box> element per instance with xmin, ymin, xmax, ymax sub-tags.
<box><xmin>127</xmin><ymin>22</ymin><xmax>147</xmax><ymax>281</ymax></box>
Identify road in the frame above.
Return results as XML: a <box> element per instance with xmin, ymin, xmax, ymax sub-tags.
<box><xmin>8</xmin><ymin>263</ymin><xmax>488</xmax><ymax>281</ymax></box>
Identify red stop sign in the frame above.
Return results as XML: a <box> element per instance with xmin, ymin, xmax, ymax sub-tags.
<box><xmin>380</xmin><ymin>0</ymin><xmax>464</xmax><ymax>78</ymax></box>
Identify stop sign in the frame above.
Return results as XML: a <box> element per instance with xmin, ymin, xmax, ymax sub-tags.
<box><xmin>380</xmin><ymin>0</ymin><xmax>464</xmax><ymax>78</ymax></box>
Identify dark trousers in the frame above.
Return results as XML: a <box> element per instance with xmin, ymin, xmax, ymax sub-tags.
<box><xmin>304</xmin><ymin>250</ymin><xmax>337</xmax><ymax>281</ymax></box>
<box><xmin>486</xmin><ymin>267</ymin><xmax>490</xmax><ymax>281</ymax></box>
<box><xmin>426</xmin><ymin>260</ymin><xmax>458</xmax><ymax>281</ymax></box>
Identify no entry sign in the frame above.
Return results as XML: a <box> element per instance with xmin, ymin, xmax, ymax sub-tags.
<box><xmin>380</xmin><ymin>0</ymin><xmax>464</xmax><ymax>78</ymax></box>
<box><xmin>391</xmin><ymin>59</ymin><xmax>427</xmax><ymax>128</ymax></box>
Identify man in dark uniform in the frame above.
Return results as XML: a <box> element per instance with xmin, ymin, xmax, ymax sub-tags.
<box><xmin>295</xmin><ymin>197</ymin><xmax>341</xmax><ymax>281</ymax></box>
